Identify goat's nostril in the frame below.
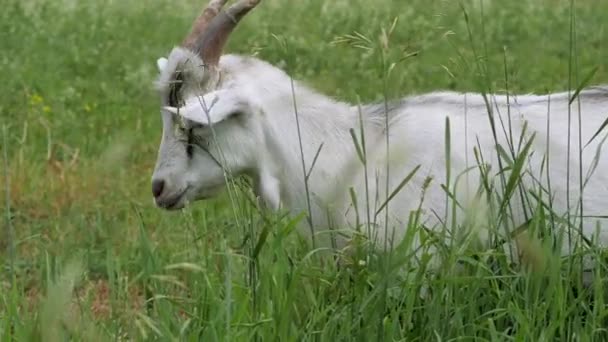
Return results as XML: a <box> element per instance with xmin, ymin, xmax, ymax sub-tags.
<box><xmin>152</xmin><ymin>179</ymin><xmax>165</xmax><ymax>198</ymax></box>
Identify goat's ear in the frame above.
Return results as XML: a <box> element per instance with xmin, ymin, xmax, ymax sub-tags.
<box><xmin>164</xmin><ymin>91</ymin><xmax>243</xmax><ymax>126</ymax></box>
<box><xmin>163</xmin><ymin>99</ymin><xmax>230</xmax><ymax>126</ymax></box>
<box><xmin>156</xmin><ymin>57</ymin><xmax>168</xmax><ymax>72</ymax></box>
<box><xmin>163</xmin><ymin>106</ymin><xmax>180</xmax><ymax>115</ymax></box>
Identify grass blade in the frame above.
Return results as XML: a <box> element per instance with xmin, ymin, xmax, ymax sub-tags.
<box><xmin>569</xmin><ymin>66</ymin><xmax>598</xmax><ymax>105</ymax></box>
<box><xmin>349</xmin><ymin>128</ymin><xmax>366</xmax><ymax>164</ymax></box>
<box><xmin>499</xmin><ymin>133</ymin><xmax>536</xmax><ymax>213</ymax></box>
<box><xmin>375</xmin><ymin>165</ymin><xmax>421</xmax><ymax>216</ymax></box>
<box><xmin>585</xmin><ymin>115</ymin><xmax>608</xmax><ymax>147</ymax></box>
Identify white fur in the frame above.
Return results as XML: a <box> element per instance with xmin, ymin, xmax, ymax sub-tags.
<box><xmin>151</xmin><ymin>47</ymin><xmax>608</xmax><ymax>263</ymax></box>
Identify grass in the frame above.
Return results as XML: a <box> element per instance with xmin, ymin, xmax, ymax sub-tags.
<box><xmin>2</xmin><ymin>0</ymin><xmax>608</xmax><ymax>340</ymax></box>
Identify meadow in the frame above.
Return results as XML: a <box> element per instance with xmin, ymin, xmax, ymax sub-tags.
<box><xmin>2</xmin><ymin>0</ymin><xmax>608</xmax><ymax>340</ymax></box>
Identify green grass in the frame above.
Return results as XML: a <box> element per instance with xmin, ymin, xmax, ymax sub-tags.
<box><xmin>2</xmin><ymin>0</ymin><xmax>608</xmax><ymax>340</ymax></box>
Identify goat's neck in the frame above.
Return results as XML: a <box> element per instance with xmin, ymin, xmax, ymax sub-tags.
<box><xmin>259</xmin><ymin>86</ymin><xmax>366</xmax><ymax>222</ymax></box>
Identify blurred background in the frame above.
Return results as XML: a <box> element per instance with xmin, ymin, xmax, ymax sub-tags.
<box><xmin>1</xmin><ymin>0</ymin><xmax>607</xmax><ymax>339</ymax></box>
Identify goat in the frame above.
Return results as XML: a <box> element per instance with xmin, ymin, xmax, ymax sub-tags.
<box><xmin>151</xmin><ymin>0</ymin><xmax>608</xmax><ymax>264</ymax></box>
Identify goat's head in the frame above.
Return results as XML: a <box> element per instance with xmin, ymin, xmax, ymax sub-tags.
<box><xmin>151</xmin><ymin>0</ymin><xmax>261</xmax><ymax>210</ymax></box>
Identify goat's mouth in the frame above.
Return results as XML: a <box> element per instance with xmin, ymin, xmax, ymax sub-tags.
<box><xmin>156</xmin><ymin>188</ymin><xmax>188</xmax><ymax>210</ymax></box>
<box><xmin>155</xmin><ymin>184</ymin><xmax>224</xmax><ymax>210</ymax></box>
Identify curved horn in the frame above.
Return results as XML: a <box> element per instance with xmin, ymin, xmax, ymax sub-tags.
<box><xmin>182</xmin><ymin>0</ymin><xmax>229</xmax><ymax>49</ymax></box>
<box><xmin>191</xmin><ymin>0</ymin><xmax>261</xmax><ymax>66</ymax></box>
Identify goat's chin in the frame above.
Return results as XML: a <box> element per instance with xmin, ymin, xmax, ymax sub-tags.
<box><xmin>163</xmin><ymin>203</ymin><xmax>186</xmax><ymax>211</ymax></box>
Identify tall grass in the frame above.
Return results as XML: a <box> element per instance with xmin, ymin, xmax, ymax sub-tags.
<box><xmin>1</xmin><ymin>0</ymin><xmax>608</xmax><ymax>340</ymax></box>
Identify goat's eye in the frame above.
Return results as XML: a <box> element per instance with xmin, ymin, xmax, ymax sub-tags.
<box><xmin>185</xmin><ymin>128</ymin><xmax>195</xmax><ymax>158</ymax></box>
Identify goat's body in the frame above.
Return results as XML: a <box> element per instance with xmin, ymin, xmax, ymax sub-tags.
<box><xmin>217</xmin><ymin>54</ymin><xmax>608</xmax><ymax>254</ymax></box>
<box><xmin>152</xmin><ymin>0</ymin><xmax>608</xmax><ymax>276</ymax></box>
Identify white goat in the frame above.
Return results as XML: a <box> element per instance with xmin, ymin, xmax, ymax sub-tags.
<box><xmin>151</xmin><ymin>0</ymin><xmax>608</xmax><ymax>262</ymax></box>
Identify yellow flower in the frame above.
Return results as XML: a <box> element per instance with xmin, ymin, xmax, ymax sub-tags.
<box><xmin>43</xmin><ymin>105</ymin><xmax>51</xmax><ymax>113</ymax></box>
<box><xmin>30</xmin><ymin>93</ymin><xmax>44</xmax><ymax>105</ymax></box>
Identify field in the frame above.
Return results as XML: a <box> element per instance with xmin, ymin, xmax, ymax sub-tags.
<box><xmin>2</xmin><ymin>0</ymin><xmax>608</xmax><ymax>340</ymax></box>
